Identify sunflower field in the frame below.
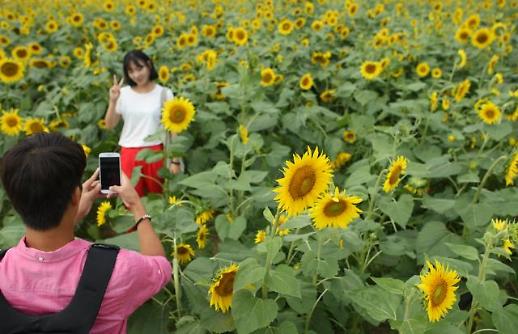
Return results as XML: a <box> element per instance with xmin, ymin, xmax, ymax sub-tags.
<box><xmin>1</xmin><ymin>0</ymin><xmax>518</xmax><ymax>333</ymax></box>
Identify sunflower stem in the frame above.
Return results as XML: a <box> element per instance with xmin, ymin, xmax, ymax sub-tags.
<box><xmin>472</xmin><ymin>155</ymin><xmax>507</xmax><ymax>205</ymax></box>
<box><xmin>466</xmin><ymin>237</ymin><xmax>492</xmax><ymax>333</ymax></box>
<box><xmin>172</xmin><ymin>240</ymin><xmax>182</xmax><ymax>318</ymax></box>
<box><xmin>313</xmin><ymin>234</ymin><xmax>323</xmax><ymax>285</ymax></box>
<box><xmin>366</xmin><ymin>168</ymin><xmax>386</xmax><ymax>220</ymax></box>
<box><xmin>262</xmin><ymin>209</ymin><xmax>281</xmax><ymax>299</ymax></box>
<box><xmin>304</xmin><ymin>288</ymin><xmax>328</xmax><ymax>333</ymax></box>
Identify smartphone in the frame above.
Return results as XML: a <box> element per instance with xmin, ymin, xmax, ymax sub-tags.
<box><xmin>99</xmin><ymin>153</ymin><xmax>121</xmax><ymax>194</ymax></box>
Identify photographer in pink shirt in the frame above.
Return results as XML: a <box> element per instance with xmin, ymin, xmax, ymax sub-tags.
<box><xmin>0</xmin><ymin>132</ymin><xmax>172</xmax><ymax>333</ymax></box>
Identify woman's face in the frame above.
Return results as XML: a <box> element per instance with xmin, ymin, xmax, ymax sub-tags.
<box><xmin>127</xmin><ymin>60</ymin><xmax>151</xmax><ymax>86</ymax></box>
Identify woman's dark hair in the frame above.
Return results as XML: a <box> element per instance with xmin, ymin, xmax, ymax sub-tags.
<box><xmin>122</xmin><ymin>50</ymin><xmax>158</xmax><ymax>86</ymax></box>
<box><xmin>0</xmin><ymin>132</ymin><xmax>86</xmax><ymax>231</ymax></box>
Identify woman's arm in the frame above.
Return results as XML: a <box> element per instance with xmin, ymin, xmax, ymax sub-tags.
<box><xmin>105</xmin><ymin>75</ymin><xmax>123</xmax><ymax>129</ymax></box>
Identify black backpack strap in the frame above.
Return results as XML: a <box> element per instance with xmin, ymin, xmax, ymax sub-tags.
<box><xmin>0</xmin><ymin>248</ymin><xmax>10</xmax><ymax>262</ymax></box>
<box><xmin>51</xmin><ymin>243</ymin><xmax>120</xmax><ymax>331</ymax></box>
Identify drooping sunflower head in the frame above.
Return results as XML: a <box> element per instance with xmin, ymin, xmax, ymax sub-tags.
<box><xmin>174</xmin><ymin>243</ymin><xmax>195</xmax><ymax>265</ymax></box>
<box><xmin>209</xmin><ymin>264</ymin><xmax>239</xmax><ymax>313</ymax></box>
<box><xmin>255</xmin><ymin>229</ymin><xmax>267</xmax><ymax>244</ymax></box>
<box><xmin>360</xmin><ymin>61</ymin><xmax>382</xmax><ymax>80</ymax></box>
<box><xmin>0</xmin><ymin>58</ymin><xmax>25</xmax><ymax>84</ymax></box>
<box><xmin>505</xmin><ymin>153</ymin><xmax>518</xmax><ymax>186</ymax></box>
<box><xmin>195</xmin><ymin>209</ymin><xmax>215</xmax><ymax>225</ymax></box>
<box><xmin>310</xmin><ymin>187</ymin><xmax>363</xmax><ymax>230</ymax></box>
<box><xmin>417</xmin><ymin>260</ymin><xmax>460</xmax><ymax>322</ymax></box>
<box><xmin>24</xmin><ymin>117</ymin><xmax>48</xmax><ymax>135</ymax></box>
<box><xmin>457</xmin><ymin>49</ymin><xmax>467</xmax><ymax>68</ymax></box>
<box><xmin>161</xmin><ymin>97</ymin><xmax>196</xmax><ymax>134</ymax></box>
<box><xmin>238</xmin><ymin>124</ymin><xmax>249</xmax><ymax>144</ymax></box>
<box><xmin>274</xmin><ymin>147</ymin><xmax>333</xmax><ymax>216</ymax></box>
<box><xmin>196</xmin><ymin>224</ymin><xmax>208</xmax><ymax>249</ymax></box>
<box><xmin>320</xmin><ymin>89</ymin><xmax>335</xmax><ymax>103</ymax></box>
<box><xmin>260</xmin><ymin>67</ymin><xmax>275</xmax><ymax>87</ymax></box>
<box><xmin>299</xmin><ymin>73</ymin><xmax>313</xmax><ymax>90</ymax></box>
<box><xmin>96</xmin><ymin>201</ymin><xmax>112</xmax><ymax>227</ymax></box>
<box><xmin>471</xmin><ymin>28</ymin><xmax>494</xmax><ymax>49</ymax></box>
<box><xmin>383</xmin><ymin>156</ymin><xmax>408</xmax><ymax>193</ymax></box>
<box><xmin>478</xmin><ymin>101</ymin><xmax>501</xmax><ymax>125</ymax></box>
<box><xmin>0</xmin><ymin>108</ymin><xmax>22</xmax><ymax>136</ymax></box>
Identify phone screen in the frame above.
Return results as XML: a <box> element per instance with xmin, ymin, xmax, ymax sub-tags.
<box><xmin>100</xmin><ymin>156</ymin><xmax>121</xmax><ymax>191</ymax></box>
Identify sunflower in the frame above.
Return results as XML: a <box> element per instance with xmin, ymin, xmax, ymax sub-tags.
<box><xmin>152</xmin><ymin>24</ymin><xmax>164</xmax><ymax>37</ymax></box>
<box><xmin>238</xmin><ymin>124</ymin><xmax>249</xmax><ymax>144</ymax></box>
<box><xmin>11</xmin><ymin>46</ymin><xmax>30</xmax><ymax>62</ymax></box>
<box><xmin>478</xmin><ymin>101</ymin><xmax>501</xmax><ymax>125</ymax></box>
<box><xmin>158</xmin><ymin>65</ymin><xmax>169</xmax><ymax>83</ymax></box>
<box><xmin>457</xmin><ymin>49</ymin><xmax>467</xmax><ymax>68</ymax></box>
<box><xmin>209</xmin><ymin>264</ymin><xmax>239</xmax><ymax>313</ymax></box>
<box><xmin>487</xmin><ymin>55</ymin><xmax>499</xmax><ymax>75</ymax></box>
<box><xmin>332</xmin><ymin>152</ymin><xmax>352</xmax><ymax>170</ymax></box>
<box><xmin>0</xmin><ymin>58</ymin><xmax>24</xmax><ymax>84</ymax></box>
<box><xmin>455</xmin><ymin>27</ymin><xmax>471</xmax><ymax>44</ymax></box>
<box><xmin>195</xmin><ymin>209</ymin><xmax>215</xmax><ymax>225</ymax></box>
<box><xmin>343</xmin><ymin>130</ymin><xmax>356</xmax><ymax>143</ymax></box>
<box><xmin>255</xmin><ymin>230</ymin><xmax>266</xmax><ymax>244</ymax></box>
<box><xmin>464</xmin><ymin>14</ymin><xmax>480</xmax><ymax>29</ymax></box>
<box><xmin>196</xmin><ymin>224</ymin><xmax>208</xmax><ymax>249</ymax></box>
<box><xmin>454</xmin><ymin>79</ymin><xmax>471</xmax><ymax>102</ymax></box>
<box><xmin>176</xmin><ymin>33</ymin><xmax>188</xmax><ymax>48</ymax></box>
<box><xmin>45</xmin><ymin>20</ymin><xmax>59</xmax><ymax>34</ymax></box>
<box><xmin>471</xmin><ymin>28</ymin><xmax>494</xmax><ymax>49</ymax></box>
<box><xmin>96</xmin><ymin>201</ymin><xmax>112</xmax><ymax>227</ymax></box>
<box><xmin>24</xmin><ymin>118</ymin><xmax>47</xmax><ymax>135</ymax></box>
<box><xmin>503</xmin><ymin>239</ymin><xmax>515</xmax><ymax>255</ymax></box>
<box><xmin>174</xmin><ymin>243</ymin><xmax>195</xmax><ymax>265</ymax></box>
<box><xmin>278</xmin><ymin>19</ymin><xmax>294</xmax><ymax>35</ymax></box>
<box><xmin>82</xmin><ymin>144</ymin><xmax>91</xmax><ymax>157</ymax></box>
<box><xmin>383</xmin><ymin>156</ymin><xmax>408</xmax><ymax>193</ymax></box>
<box><xmin>69</xmin><ymin>12</ymin><xmax>84</xmax><ymax>27</ymax></box>
<box><xmin>431</xmin><ymin>68</ymin><xmax>442</xmax><ymax>79</ymax></box>
<box><xmin>299</xmin><ymin>73</ymin><xmax>313</xmax><ymax>90</ymax></box>
<box><xmin>492</xmin><ymin>218</ymin><xmax>508</xmax><ymax>231</ymax></box>
<box><xmin>320</xmin><ymin>89</ymin><xmax>335</xmax><ymax>103</ymax></box>
<box><xmin>274</xmin><ymin>147</ymin><xmax>333</xmax><ymax>216</ymax></box>
<box><xmin>202</xmin><ymin>25</ymin><xmax>216</xmax><ymax>38</ymax></box>
<box><xmin>311</xmin><ymin>187</ymin><xmax>362</xmax><ymax>230</ymax></box>
<box><xmin>360</xmin><ymin>61</ymin><xmax>382</xmax><ymax>80</ymax></box>
<box><xmin>30</xmin><ymin>58</ymin><xmax>50</xmax><ymax>69</ymax></box>
<box><xmin>311</xmin><ymin>20</ymin><xmax>324</xmax><ymax>31</ymax></box>
<box><xmin>416</xmin><ymin>62</ymin><xmax>430</xmax><ymax>77</ymax></box>
<box><xmin>232</xmin><ymin>27</ymin><xmax>248</xmax><ymax>46</ymax></box>
<box><xmin>505</xmin><ymin>153</ymin><xmax>518</xmax><ymax>186</ymax></box>
<box><xmin>161</xmin><ymin>97</ymin><xmax>195</xmax><ymax>134</ymax></box>
<box><xmin>418</xmin><ymin>260</ymin><xmax>460</xmax><ymax>322</ymax></box>
<box><xmin>260</xmin><ymin>67</ymin><xmax>275</xmax><ymax>87</ymax></box>
<box><xmin>0</xmin><ymin>109</ymin><xmax>22</xmax><ymax>136</ymax></box>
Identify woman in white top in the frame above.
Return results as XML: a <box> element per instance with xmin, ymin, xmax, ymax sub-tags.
<box><xmin>104</xmin><ymin>50</ymin><xmax>181</xmax><ymax>196</ymax></box>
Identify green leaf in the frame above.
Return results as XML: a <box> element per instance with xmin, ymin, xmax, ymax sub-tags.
<box><xmin>377</xmin><ymin>194</ymin><xmax>414</xmax><ymax>228</ymax></box>
<box><xmin>262</xmin><ymin>207</ymin><xmax>275</xmax><ymax>224</ymax></box>
<box><xmin>268</xmin><ymin>265</ymin><xmax>301</xmax><ymax>298</ymax></box>
<box><xmin>184</xmin><ymin>257</ymin><xmax>217</xmax><ymax>284</ymax></box>
<box><xmin>351</xmin><ymin>286</ymin><xmax>401</xmax><ymax>322</ymax></box>
<box><xmin>215</xmin><ymin>215</ymin><xmax>247</xmax><ymax>241</ymax></box>
<box><xmin>231</xmin><ymin>290</ymin><xmax>278</xmax><ymax>334</ymax></box>
<box><xmin>179</xmin><ymin>171</ymin><xmax>218</xmax><ymax>189</ymax></box>
<box><xmin>354</xmin><ymin>90</ymin><xmax>378</xmax><ymax>106</ymax></box>
<box><xmin>234</xmin><ymin>258</ymin><xmax>265</xmax><ymax>291</ymax></box>
<box><xmin>466</xmin><ymin>276</ymin><xmax>502</xmax><ymax>312</ymax></box>
<box><xmin>283</xmin><ymin>215</ymin><xmax>311</xmax><ymax>229</ymax></box>
<box><xmin>445</xmin><ymin>243</ymin><xmax>479</xmax><ymax>261</ymax></box>
<box><xmin>431</xmin><ymin>257</ymin><xmax>473</xmax><ymax>277</ymax></box>
<box><xmin>416</xmin><ymin>221</ymin><xmax>462</xmax><ymax>260</ymax></box>
<box><xmin>285</xmin><ymin>280</ymin><xmax>317</xmax><ymax>314</ymax></box>
<box><xmin>128</xmin><ymin>301</ymin><xmax>169</xmax><ymax>334</ymax></box>
<box><xmin>421</xmin><ymin>196</ymin><xmax>456</xmax><ymax>214</ymax></box>
<box><xmin>493</xmin><ymin>304</ymin><xmax>518</xmax><ymax>334</ymax></box>
<box><xmin>371</xmin><ymin>277</ymin><xmax>405</xmax><ymax>295</ymax></box>
<box><xmin>257</xmin><ymin>236</ymin><xmax>282</xmax><ymax>260</ymax></box>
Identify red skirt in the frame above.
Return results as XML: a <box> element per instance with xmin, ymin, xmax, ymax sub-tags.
<box><xmin>120</xmin><ymin>144</ymin><xmax>164</xmax><ymax>197</ymax></box>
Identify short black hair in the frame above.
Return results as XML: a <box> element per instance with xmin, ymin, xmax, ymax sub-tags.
<box><xmin>122</xmin><ymin>49</ymin><xmax>158</xmax><ymax>86</ymax></box>
<box><xmin>0</xmin><ymin>132</ymin><xmax>86</xmax><ymax>231</ymax></box>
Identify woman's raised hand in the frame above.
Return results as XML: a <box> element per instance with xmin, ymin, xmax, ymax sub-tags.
<box><xmin>109</xmin><ymin>74</ymin><xmax>124</xmax><ymax>103</ymax></box>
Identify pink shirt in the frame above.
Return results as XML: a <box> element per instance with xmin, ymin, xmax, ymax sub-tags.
<box><xmin>0</xmin><ymin>237</ymin><xmax>172</xmax><ymax>334</ymax></box>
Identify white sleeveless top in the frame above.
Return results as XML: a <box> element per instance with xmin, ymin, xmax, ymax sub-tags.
<box><xmin>115</xmin><ymin>84</ymin><xmax>173</xmax><ymax>147</ymax></box>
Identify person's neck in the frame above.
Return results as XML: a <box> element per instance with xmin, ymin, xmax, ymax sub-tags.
<box><xmin>25</xmin><ymin>218</ymin><xmax>75</xmax><ymax>252</ymax></box>
<box><xmin>132</xmin><ymin>81</ymin><xmax>156</xmax><ymax>93</ymax></box>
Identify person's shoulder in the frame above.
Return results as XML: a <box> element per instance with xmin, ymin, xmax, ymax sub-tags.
<box><xmin>156</xmin><ymin>84</ymin><xmax>173</xmax><ymax>95</ymax></box>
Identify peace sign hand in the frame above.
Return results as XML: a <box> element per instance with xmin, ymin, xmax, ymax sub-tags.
<box><xmin>109</xmin><ymin>75</ymin><xmax>124</xmax><ymax>103</ymax></box>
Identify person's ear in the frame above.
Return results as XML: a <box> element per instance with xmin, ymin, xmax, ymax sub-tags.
<box><xmin>71</xmin><ymin>186</ymin><xmax>82</xmax><ymax>206</ymax></box>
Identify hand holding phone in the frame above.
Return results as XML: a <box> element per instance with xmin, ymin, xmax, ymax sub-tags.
<box><xmin>99</xmin><ymin>153</ymin><xmax>121</xmax><ymax>194</ymax></box>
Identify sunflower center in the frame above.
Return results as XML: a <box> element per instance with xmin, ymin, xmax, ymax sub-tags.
<box><xmin>323</xmin><ymin>199</ymin><xmax>347</xmax><ymax>217</ymax></box>
<box><xmin>485</xmin><ymin>108</ymin><xmax>495</xmax><ymax>119</ymax></box>
<box><xmin>17</xmin><ymin>49</ymin><xmax>28</xmax><ymax>58</ymax></box>
<box><xmin>282</xmin><ymin>23</ymin><xmax>290</xmax><ymax>30</ymax></box>
<box><xmin>262</xmin><ymin>72</ymin><xmax>273</xmax><ymax>83</ymax></box>
<box><xmin>177</xmin><ymin>247</ymin><xmax>188</xmax><ymax>255</ymax></box>
<box><xmin>215</xmin><ymin>272</ymin><xmax>236</xmax><ymax>297</ymax></box>
<box><xmin>169</xmin><ymin>106</ymin><xmax>186</xmax><ymax>123</ymax></box>
<box><xmin>1</xmin><ymin>62</ymin><xmax>19</xmax><ymax>76</ymax></box>
<box><xmin>431</xmin><ymin>280</ymin><xmax>447</xmax><ymax>306</ymax></box>
<box><xmin>366</xmin><ymin>64</ymin><xmax>376</xmax><ymax>74</ymax></box>
<box><xmin>476</xmin><ymin>33</ymin><xmax>487</xmax><ymax>44</ymax></box>
<box><xmin>236</xmin><ymin>31</ymin><xmax>245</xmax><ymax>40</ymax></box>
<box><xmin>460</xmin><ymin>32</ymin><xmax>468</xmax><ymax>39</ymax></box>
<box><xmin>389</xmin><ymin>166</ymin><xmax>402</xmax><ymax>185</ymax></box>
<box><xmin>30</xmin><ymin>122</ymin><xmax>44</xmax><ymax>133</ymax></box>
<box><xmin>6</xmin><ymin>116</ymin><xmax>18</xmax><ymax>127</ymax></box>
<box><xmin>302</xmin><ymin>77</ymin><xmax>309</xmax><ymax>86</ymax></box>
<box><xmin>288</xmin><ymin>166</ymin><xmax>316</xmax><ymax>199</ymax></box>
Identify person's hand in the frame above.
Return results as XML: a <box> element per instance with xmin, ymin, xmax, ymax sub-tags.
<box><xmin>169</xmin><ymin>160</ymin><xmax>182</xmax><ymax>175</ymax></box>
<box><xmin>75</xmin><ymin>168</ymin><xmax>104</xmax><ymax>223</ymax></box>
<box><xmin>107</xmin><ymin>172</ymin><xmax>143</xmax><ymax>214</ymax></box>
<box><xmin>109</xmin><ymin>75</ymin><xmax>124</xmax><ymax>103</ymax></box>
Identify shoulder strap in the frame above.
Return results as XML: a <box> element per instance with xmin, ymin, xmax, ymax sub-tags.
<box><xmin>0</xmin><ymin>248</ymin><xmax>10</xmax><ymax>262</ymax></box>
